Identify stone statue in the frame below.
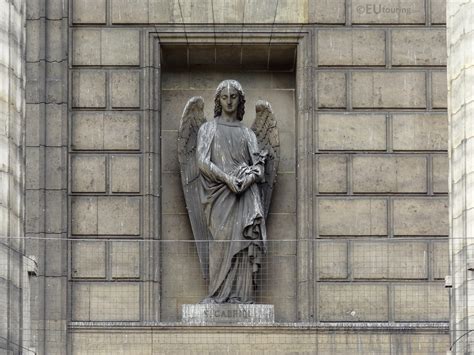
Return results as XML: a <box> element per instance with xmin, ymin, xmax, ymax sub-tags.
<box><xmin>177</xmin><ymin>80</ymin><xmax>280</xmax><ymax>304</ymax></box>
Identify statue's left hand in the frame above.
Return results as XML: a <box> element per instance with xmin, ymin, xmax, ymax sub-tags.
<box><xmin>238</xmin><ymin>173</ymin><xmax>256</xmax><ymax>193</ymax></box>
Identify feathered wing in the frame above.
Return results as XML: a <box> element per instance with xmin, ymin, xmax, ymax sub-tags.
<box><xmin>251</xmin><ymin>100</ymin><xmax>280</xmax><ymax>218</ymax></box>
<box><xmin>177</xmin><ymin>96</ymin><xmax>212</xmax><ymax>280</ymax></box>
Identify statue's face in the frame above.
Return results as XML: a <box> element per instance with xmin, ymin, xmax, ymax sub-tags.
<box><xmin>219</xmin><ymin>85</ymin><xmax>239</xmax><ymax>115</ymax></box>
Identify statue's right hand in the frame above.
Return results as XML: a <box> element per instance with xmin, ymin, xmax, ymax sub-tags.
<box><xmin>225</xmin><ymin>175</ymin><xmax>241</xmax><ymax>194</ymax></box>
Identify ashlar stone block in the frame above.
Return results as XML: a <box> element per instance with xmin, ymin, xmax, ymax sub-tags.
<box><xmin>317</xmin><ymin>72</ymin><xmax>346</xmax><ymax>108</ymax></box>
<box><xmin>71</xmin><ymin>197</ymin><xmax>98</xmax><ymax>235</ymax></box>
<box><xmin>72</xmin><ymin>29</ymin><xmax>101</xmax><ymax>66</ymax></box>
<box><xmin>319</xmin><ymin>284</ymin><xmax>389</xmax><ymax>321</ymax></box>
<box><xmin>71</xmin><ymin>241</ymin><xmax>106</xmax><ymax>279</ymax></box>
<box><xmin>318</xmin><ymin>30</ymin><xmax>385</xmax><ymax>66</ymax></box>
<box><xmin>110</xmin><ymin>155</ymin><xmax>140</xmax><ymax>193</ymax></box>
<box><xmin>316</xmin><ymin>241</ymin><xmax>348</xmax><ymax>279</ymax></box>
<box><xmin>97</xmin><ymin>197</ymin><xmax>140</xmax><ymax>235</ymax></box>
<box><xmin>101</xmin><ymin>29</ymin><xmax>140</xmax><ymax>66</ymax></box>
<box><xmin>392</xmin><ymin>29</ymin><xmax>446</xmax><ymax>66</ymax></box>
<box><xmin>351</xmin><ymin>0</ymin><xmax>425</xmax><ymax>24</ymax></box>
<box><xmin>352</xmin><ymin>72</ymin><xmax>426</xmax><ymax>108</ymax></box>
<box><xmin>71</xmin><ymin>155</ymin><xmax>106</xmax><ymax>193</ymax></box>
<box><xmin>318</xmin><ymin>114</ymin><xmax>386</xmax><ymax>151</ymax></box>
<box><xmin>433</xmin><ymin>154</ymin><xmax>448</xmax><ymax>193</ymax></box>
<box><xmin>352</xmin><ymin>241</ymin><xmax>428</xmax><ymax>279</ymax></box>
<box><xmin>393</xmin><ymin>283</ymin><xmax>448</xmax><ymax>321</ymax></box>
<box><xmin>432</xmin><ymin>71</ymin><xmax>448</xmax><ymax>109</ymax></box>
<box><xmin>352</xmin><ymin>155</ymin><xmax>427</xmax><ymax>193</ymax></box>
<box><xmin>72</xmin><ymin>0</ymin><xmax>107</xmax><ymax>24</ymax></box>
<box><xmin>103</xmin><ymin>113</ymin><xmax>141</xmax><ymax>151</ymax></box>
<box><xmin>111</xmin><ymin>0</ymin><xmax>149</xmax><ymax>24</ymax></box>
<box><xmin>392</xmin><ymin>114</ymin><xmax>448</xmax><ymax>151</ymax></box>
<box><xmin>393</xmin><ymin>198</ymin><xmax>448</xmax><ymax>236</ymax></box>
<box><xmin>111</xmin><ymin>71</ymin><xmax>141</xmax><ymax>109</ymax></box>
<box><xmin>317</xmin><ymin>155</ymin><xmax>347</xmax><ymax>193</ymax></box>
<box><xmin>111</xmin><ymin>241</ymin><xmax>140</xmax><ymax>279</ymax></box>
<box><xmin>72</xmin><ymin>283</ymin><xmax>140</xmax><ymax>321</ymax></box>
<box><xmin>309</xmin><ymin>0</ymin><xmax>345</xmax><ymax>24</ymax></box>
<box><xmin>432</xmin><ymin>240</ymin><xmax>449</xmax><ymax>280</ymax></box>
<box><xmin>71</xmin><ymin>71</ymin><xmax>106</xmax><ymax>108</ymax></box>
<box><xmin>71</xmin><ymin>113</ymin><xmax>104</xmax><ymax>150</ymax></box>
<box><xmin>318</xmin><ymin>198</ymin><xmax>387</xmax><ymax>236</ymax></box>
<box><xmin>431</xmin><ymin>0</ymin><xmax>447</xmax><ymax>24</ymax></box>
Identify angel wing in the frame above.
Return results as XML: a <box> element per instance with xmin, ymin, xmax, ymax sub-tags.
<box><xmin>251</xmin><ymin>100</ymin><xmax>280</xmax><ymax>218</ymax></box>
<box><xmin>177</xmin><ymin>96</ymin><xmax>212</xmax><ymax>280</ymax></box>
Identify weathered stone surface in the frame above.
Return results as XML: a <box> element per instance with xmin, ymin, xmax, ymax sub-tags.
<box><xmin>71</xmin><ymin>241</ymin><xmax>106</xmax><ymax>279</ymax></box>
<box><xmin>352</xmin><ymin>72</ymin><xmax>426</xmax><ymax>108</ymax></box>
<box><xmin>431</xmin><ymin>0</ymin><xmax>446</xmax><ymax>24</ymax></box>
<box><xmin>309</xmin><ymin>0</ymin><xmax>345</xmax><ymax>23</ymax></box>
<box><xmin>351</xmin><ymin>0</ymin><xmax>425</xmax><ymax>24</ymax></box>
<box><xmin>71</xmin><ymin>113</ymin><xmax>104</xmax><ymax>150</ymax></box>
<box><xmin>393</xmin><ymin>283</ymin><xmax>448</xmax><ymax>321</ymax></box>
<box><xmin>72</xmin><ymin>283</ymin><xmax>140</xmax><ymax>321</ymax></box>
<box><xmin>433</xmin><ymin>154</ymin><xmax>448</xmax><ymax>193</ymax></box>
<box><xmin>72</xmin><ymin>29</ymin><xmax>101</xmax><ymax>66</ymax></box>
<box><xmin>432</xmin><ymin>71</ymin><xmax>448</xmax><ymax>108</ymax></box>
<box><xmin>71</xmin><ymin>155</ymin><xmax>106</xmax><ymax>193</ymax></box>
<box><xmin>316</xmin><ymin>241</ymin><xmax>348</xmax><ymax>279</ymax></box>
<box><xmin>352</xmin><ymin>241</ymin><xmax>428</xmax><ymax>279</ymax></box>
<box><xmin>318</xmin><ymin>198</ymin><xmax>387</xmax><ymax>236</ymax></box>
<box><xmin>317</xmin><ymin>155</ymin><xmax>347</xmax><ymax>193</ymax></box>
<box><xmin>392</xmin><ymin>114</ymin><xmax>448</xmax><ymax>151</ymax></box>
<box><xmin>71</xmin><ymin>71</ymin><xmax>106</xmax><ymax>108</ymax></box>
<box><xmin>103</xmin><ymin>113</ymin><xmax>141</xmax><ymax>151</ymax></box>
<box><xmin>97</xmin><ymin>197</ymin><xmax>140</xmax><ymax>235</ymax></box>
<box><xmin>111</xmin><ymin>71</ymin><xmax>141</xmax><ymax>108</ymax></box>
<box><xmin>318</xmin><ymin>114</ymin><xmax>386</xmax><ymax>150</ymax></box>
<box><xmin>102</xmin><ymin>29</ymin><xmax>140</xmax><ymax>66</ymax></box>
<box><xmin>110</xmin><ymin>155</ymin><xmax>140</xmax><ymax>193</ymax></box>
<box><xmin>317</xmin><ymin>72</ymin><xmax>346</xmax><ymax>108</ymax></box>
<box><xmin>111</xmin><ymin>0</ymin><xmax>149</xmax><ymax>23</ymax></box>
<box><xmin>392</xmin><ymin>29</ymin><xmax>446</xmax><ymax>66</ymax></box>
<box><xmin>393</xmin><ymin>198</ymin><xmax>448</xmax><ymax>236</ymax></box>
<box><xmin>318</xmin><ymin>30</ymin><xmax>385</xmax><ymax>66</ymax></box>
<box><xmin>182</xmin><ymin>304</ymin><xmax>274</xmax><ymax>324</ymax></box>
<box><xmin>71</xmin><ymin>197</ymin><xmax>97</xmax><ymax>235</ymax></box>
<box><xmin>319</xmin><ymin>284</ymin><xmax>389</xmax><ymax>321</ymax></box>
<box><xmin>111</xmin><ymin>241</ymin><xmax>140</xmax><ymax>279</ymax></box>
<box><xmin>352</xmin><ymin>155</ymin><xmax>427</xmax><ymax>193</ymax></box>
<box><xmin>432</xmin><ymin>240</ymin><xmax>449</xmax><ymax>280</ymax></box>
<box><xmin>72</xmin><ymin>0</ymin><xmax>106</xmax><ymax>24</ymax></box>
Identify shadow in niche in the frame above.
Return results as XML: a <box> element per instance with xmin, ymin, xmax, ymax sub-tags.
<box><xmin>159</xmin><ymin>44</ymin><xmax>297</xmax><ymax>322</ymax></box>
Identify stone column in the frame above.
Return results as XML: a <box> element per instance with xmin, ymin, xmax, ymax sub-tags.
<box><xmin>0</xmin><ymin>0</ymin><xmax>26</xmax><ymax>353</ymax></box>
<box><xmin>447</xmin><ymin>0</ymin><xmax>474</xmax><ymax>353</ymax></box>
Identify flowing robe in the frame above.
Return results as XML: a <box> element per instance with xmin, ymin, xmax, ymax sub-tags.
<box><xmin>196</xmin><ymin>119</ymin><xmax>266</xmax><ymax>303</ymax></box>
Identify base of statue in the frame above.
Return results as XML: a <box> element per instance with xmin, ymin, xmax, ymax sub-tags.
<box><xmin>181</xmin><ymin>304</ymin><xmax>274</xmax><ymax>325</ymax></box>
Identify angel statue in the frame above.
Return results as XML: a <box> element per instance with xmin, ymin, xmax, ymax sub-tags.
<box><xmin>177</xmin><ymin>79</ymin><xmax>279</xmax><ymax>304</ymax></box>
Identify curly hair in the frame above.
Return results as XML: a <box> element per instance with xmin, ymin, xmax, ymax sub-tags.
<box><xmin>213</xmin><ymin>80</ymin><xmax>246</xmax><ymax>121</ymax></box>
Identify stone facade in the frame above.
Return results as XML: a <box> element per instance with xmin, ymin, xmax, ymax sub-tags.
<box><xmin>0</xmin><ymin>0</ymin><xmax>458</xmax><ymax>353</ymax></box>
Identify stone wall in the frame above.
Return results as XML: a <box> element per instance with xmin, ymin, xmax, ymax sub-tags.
<box><xmin>0</xmin><ymin>0</ymin><xmax>26</xmax><ymax>353</ymax></box>
<box><xmin>20</xmin><ymin>0</ymin><xmax>452</xmax><ymax>353</ymax></box>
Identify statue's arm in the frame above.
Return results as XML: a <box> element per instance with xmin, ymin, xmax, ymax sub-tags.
<box><xmin>247</xmin><ymin>130</ymin><xmax>265</xmax><ymax>183</ymax></box>
<box><xmin>196</xmin><ymin>124</ymin><xmax>231</xmax><ymax>185</ymax></box>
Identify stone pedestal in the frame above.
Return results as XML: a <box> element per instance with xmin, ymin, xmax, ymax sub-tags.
<box><xmin>182</xmin><ymin>304</ymin><xmax>274</xmax><ymax>325</ymax></box>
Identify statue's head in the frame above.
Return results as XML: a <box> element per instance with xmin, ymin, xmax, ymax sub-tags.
<box><xmin>214</xmin><ymin>79</ymin><xmax>246</xmax><ymax>121</ymax></box>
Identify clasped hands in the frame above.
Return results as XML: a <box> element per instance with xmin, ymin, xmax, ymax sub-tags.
<box><xmin>224</xmin><ymin>166</ymin><xmax>260</xmax><ymax>194</ymax></box>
